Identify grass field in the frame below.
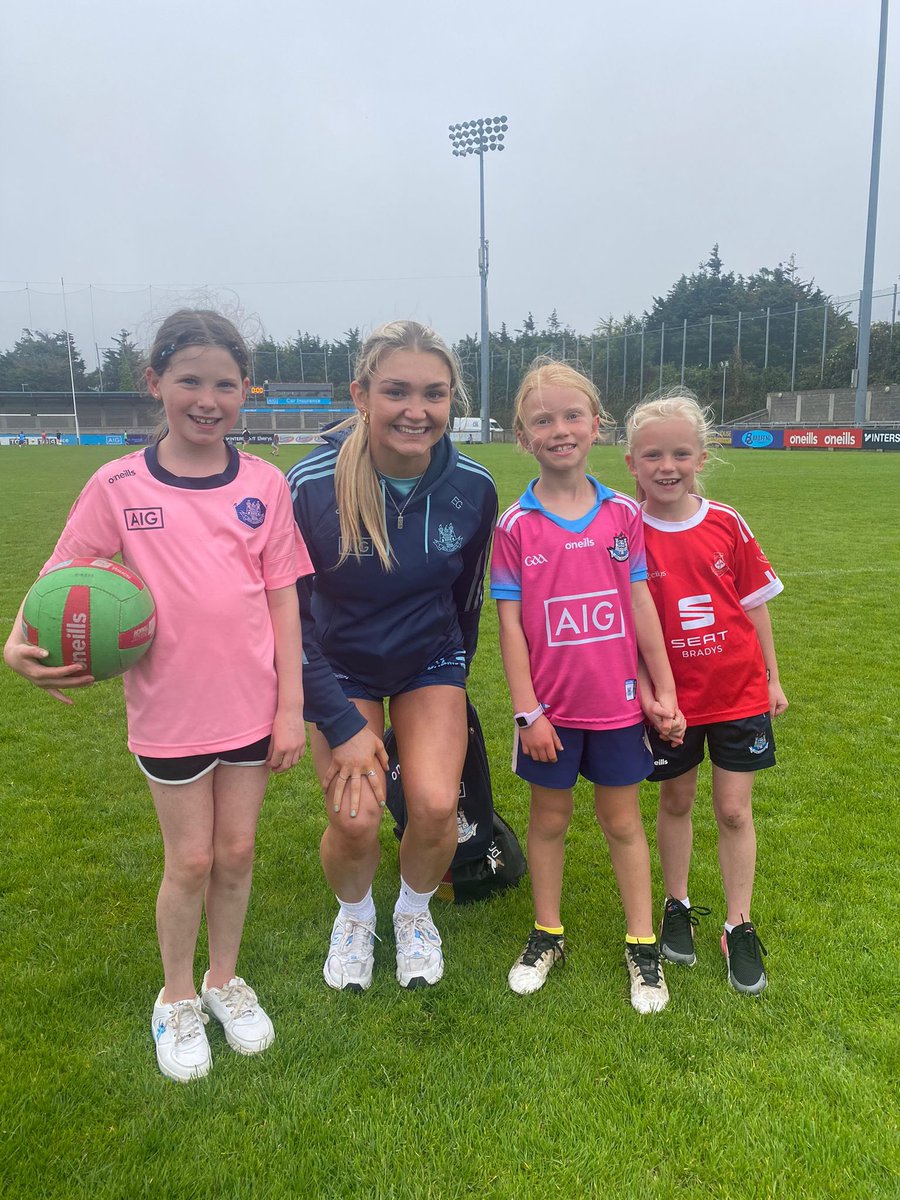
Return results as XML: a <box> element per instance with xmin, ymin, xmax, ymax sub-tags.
<box><xmin>1</xmin><ymin>443</ymin><xmax>898</xmax><ymax>1200</ymax></box>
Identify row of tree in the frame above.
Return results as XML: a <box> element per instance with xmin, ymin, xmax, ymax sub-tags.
<box><xmin>2</xmin><ymin>251</ymin><xmax>897</xmax><ymax>425</ymax></box>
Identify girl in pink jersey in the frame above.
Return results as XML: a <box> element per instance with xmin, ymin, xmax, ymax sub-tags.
<box><xmin>491</xmin><ymin>359</ymin><xmax>682</xmax><ymax>1013</ymax></box>
<box><xmin>625</xmin><ymin>389</ymin><xmax>788</xmax><ymax>995</ymax></box>
<box><xmin>4</xmin><ymin>310</ymin><xmax>311</xmax><ymax>1082</ymax></box>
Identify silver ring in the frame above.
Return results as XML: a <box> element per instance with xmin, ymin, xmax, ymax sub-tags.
<box><xmin>364</xmin><ymin>770</ymin><xmax>377</xmax><ymax>777</ymax></box>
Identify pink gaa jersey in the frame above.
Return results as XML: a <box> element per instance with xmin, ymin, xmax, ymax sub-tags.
<box><xmin>491</xmin><ymin>478</ymin><xmax>647</xmax><ymax>730</ymax></box>
<box><xmin>640</xmin><ymin>498</ymin><xmax>783</xmax><ymax>724</ymax></box>
<box><xmin>42</xmin><ymin>446</ymin><xmax>312</xmax><ymax>756</ymax></box>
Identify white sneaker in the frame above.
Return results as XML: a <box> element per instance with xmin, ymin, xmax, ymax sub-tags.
<box><xmin>394</xmin><ymin>909</ymin><xmax>444</xmax><ymax>989</ymax></box>
<box><xmin>508</xmin><ymin>929</ymin><xmax>565</xmax><ymax>995</ymax></box>
<box><xmin>200</xmin><ymin>973</ymin><xmax>275</xmax><ymax>1054</ymax></box>
<box><xmin>323</xmin><ymin>912</ymin><xmax>377</xmax><ymax>992</ymax></box>
<box><xmin>625</xmin><ymin>942</ymin><xmax>670</xmax><ymax>1014</ymax></box>
<box><xmin>151</xmin><ymin>990</ymin><xmax>211</xmax><ymax>1082</ymax></box>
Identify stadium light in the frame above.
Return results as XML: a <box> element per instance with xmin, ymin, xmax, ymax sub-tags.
<box><xmin>448</xmin><ymin>115</ymin><xmax>509</xmax><ymax>443</ymax></box>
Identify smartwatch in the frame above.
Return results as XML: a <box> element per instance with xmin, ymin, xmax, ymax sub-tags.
<box><xmin>514</xmin><ymin>704</ymin><xmax>546</xmax><ymax>729</ymax></box>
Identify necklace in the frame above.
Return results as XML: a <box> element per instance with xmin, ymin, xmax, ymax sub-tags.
<box><xmin>382</xmin><ymin>474</ymin><xmax>424</xmax><ymax>529</ymax></box>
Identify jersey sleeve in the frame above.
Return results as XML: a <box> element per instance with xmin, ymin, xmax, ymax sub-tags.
<box><xmin>261</xmin><ymin>475</ymin><xmax>314</xmax><ymax>590</ymax></box>
<box><xmin>42</xmin><ymin>472</ymin><xmax>123</xmax><ymax>572</ymax></box>
<box><xmin>730</xmin><ymin>511</ymin><xmax>784</xmax><ymax>609</ymax></box>
<box><xmin>626</xmin><ymin>505</ymin><xmax>648</xmax><ymax>584</ymax></box>
<box><xmin>452</xmin><ymin>480</ymin><xmax>497</xmax><ymax>669</ymax></box>
<box><xmin>490</xmin><ymin>509</ymin><xmax>523</xmax><ymax>601</ymax></box>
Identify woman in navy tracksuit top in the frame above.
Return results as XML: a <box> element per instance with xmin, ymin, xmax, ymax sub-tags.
<box><xmin>287</xmin><ymin>321</ymin><xmax>497</xmax><ymax>993</ymax></box>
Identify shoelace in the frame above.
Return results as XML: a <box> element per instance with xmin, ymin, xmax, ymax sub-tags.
<box><xmin>628</xmin><ymin>944</ymin><xmax>663</xmax><ymax>988</ymax></box>
<box><xmin>337</xmin><ymin>919</ymin><xmax>380</xmax><ymax>956</ymax></box>
<box><xmin>213</xmin><ymin>979</ymin><xmax>259</xmax><ymax>1019</ymax></box>
<box><xmin>395</xmin><ymin>911</ymin><xmax>439</xmax><ymax>953</ymax></box>
<box><xmin>667</xmin><ymin>901</ymin><xmax>712</xmax><ymax>929</ymax></box>
<box><xmin>731</xmin><ymin>922</ymin><xmax>768</xmax><ymax>961</ymax></box>
<box><xmin>521</xmin><ymin>930</ymin><xmax>565</xmax><ymax>967</ymax></box>
<box><xmin>170</xmin><ymin>999</ymin><xmax>209</xmax><ymax>1043</ymax></box>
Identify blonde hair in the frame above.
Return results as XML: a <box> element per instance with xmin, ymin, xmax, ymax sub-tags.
<box><xmin>625</xmin><ymin>387</ymin><xmax>715</xmax><ymax>501</ymax></box>
<box><xmin>512</xmin><ymin>357</ymin><xmax>614</xmax><ymax>439</ymax></box>
<box><xmin>334</xmin><ymin>321</ymin><xmax>468</xmax><ymax>569</ymax></box>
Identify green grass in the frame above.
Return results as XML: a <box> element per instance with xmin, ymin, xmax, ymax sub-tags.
<box><xmin>1</xmin><ymin>444</ymin><xmax>898</xmax><ymax>1199</ymax></box>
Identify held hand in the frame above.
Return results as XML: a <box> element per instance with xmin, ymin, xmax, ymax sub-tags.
<box><xmin>322</xmin><ymin>726</ymin><xmax>390</xmax><ymax>818</ymax></box>
<box><xmin>769</xmin><ymin>682</ymin><xmax>789</xmax><ymax>718</ymax></box>
<box><xmin>266</xmin><ymin>709</ymin><xmax>307</xmax><ymax>774</ymax></box>
<box><xmin>2</xmin><ymin>641</ymin><xmax>94</xmax><ymax>705</ymax></box>
<box><xmin>520</xmin><ymin>715</ymin><xmax>564</xmax><ymax>763</ymax></box>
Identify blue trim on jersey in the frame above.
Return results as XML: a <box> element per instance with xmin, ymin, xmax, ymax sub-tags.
<box><xmin>519</xmin><ymin>476</ymin><xmax>616</xmax><ymax>533</ymax></box>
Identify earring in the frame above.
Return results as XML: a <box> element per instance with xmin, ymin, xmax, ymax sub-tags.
<box><xmin>360</xmin><ymin>410</ymin><xmax>369</xmax><ymax>425</ymax></box>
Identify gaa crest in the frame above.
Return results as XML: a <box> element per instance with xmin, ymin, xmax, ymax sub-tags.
<box><xmin>235</xmin><ymin>497</ymin><xmax>267</xmax><ymax>528</ymax></box>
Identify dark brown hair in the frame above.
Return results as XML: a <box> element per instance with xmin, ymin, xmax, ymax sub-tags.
<box><xmin>148</xmin><ymin>309</ymin><xmax>250</xmax><ymax>379</ymax></box>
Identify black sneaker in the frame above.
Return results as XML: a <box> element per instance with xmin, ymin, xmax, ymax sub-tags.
<box><xmin>659</xmin><ymin>898</ymin><xmax>711</xmax><ymax>966</ymax></box>
<box><xmin>722</xmin><ymin>921</ymin><xmax>768</xmax><ymax>994</ymax></box>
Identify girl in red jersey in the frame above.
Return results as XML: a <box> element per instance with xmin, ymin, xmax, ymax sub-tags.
<box><xmin>625</xmin><ymin>389</ymin><xmax>788</xmax><ymax>995</ymax></box>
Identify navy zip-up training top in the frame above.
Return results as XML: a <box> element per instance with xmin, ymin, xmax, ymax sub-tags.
<box><xmin>287</xmin><ymin>429</ymin><xmax>497</xmax><ymax>748</ymax></box>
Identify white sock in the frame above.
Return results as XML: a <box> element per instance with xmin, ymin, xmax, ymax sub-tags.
<box><xmin>724</xmin><ymin>921</ymin><xmax>736</xmax><ymax>935</ymax></box>
<box><xmin>677</xmin><ymin>896</ymin><xmax>691</xmax><ymax>909</ymax></box>
<box><xmin>394</xmin><ymin>877</ymin><xmax>436</xmax><ymax>917</ymax></box>
<box><xmin>337</xmin><ymin>889</ymin><xmax>376</xmax><ymax>924</ymax></box>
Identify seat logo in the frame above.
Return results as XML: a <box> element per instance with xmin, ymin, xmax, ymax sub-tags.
<box><xmin>678</xmin><ymin>594</ymin><xmax>715</xmax><ymax>630</ymax></box>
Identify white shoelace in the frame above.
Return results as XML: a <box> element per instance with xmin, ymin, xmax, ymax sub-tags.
<box><xmin>211</xmin><ymin>978</ymin><xmax>258</xmax><ymax>1019</ymax></box>
<box><xmin>336</xmin><ymin>919</ymin><xmax>379</xmax><ymax>958</ymax></box>
<box><xmin>170</xmin><ymin>999</ymin><xmax>209</xmax><ymax>1043</ymax></box>
<box><xmin>394</xmin><ymin>911</ymin><xmax>440</xmax><ymax>955</ymax></box>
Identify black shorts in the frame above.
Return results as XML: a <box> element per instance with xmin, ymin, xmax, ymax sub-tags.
<box><xmin>135</xmin><ymin>735</ymin><xmax>271</xmax><ymax>785</ymax></box>
<box><xmin>646</xmin><ymin>712</ymin><xmax>776</xmax><ymax>781</ymax></box>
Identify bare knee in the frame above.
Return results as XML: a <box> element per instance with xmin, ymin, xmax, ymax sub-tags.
<box><xmin>164</xmin><ymin>847</ymin><xmax>213</xmax><ymax>891</ymax></box>
<box><xmin>212</xmin><ymin>835</ymin><xmax>256</xmax><ymax>880</ymax></box>
<box><xmin>326</xmin><ymin>807</ymin><xmax>382</xmax><ymax>859</ymax></box>
<box><xmin>716</xmin><ymin>801</ymin><xmax>753</xmax><ymax>833</ymax></box>
<box><xmin>406</xmin><ymin>792</ymin><xmax>458</xmax><ymax>842</ymax></box>
<box><xmin>659</xmin><ymin>779</ymin><xmax>696</xmax><ymax>818</ymax></box>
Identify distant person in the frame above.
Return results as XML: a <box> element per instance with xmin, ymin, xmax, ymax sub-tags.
<box><xmin>625</xmin><ymin>388</ymin><xmax>788</xmax><ymax>994</ymax></box>
<box><xmin>271</xmin><ymin>431</ymin><xmax>280</xmax><ymax>457</ymax></box>
<box><xmin>55</xmin><ymin>430</ymin><xmax>62</xmax><ymax>445</ymax></box>
<box><xmin>41</xmin><ymin>431</ymin><xmax>48</xmax><ymax>445</ymax></box>
<box><xmin>491</xmin><ymin>359</ymin><xmax>679</xmax><ymax>1014</ymax></box>
<box><xmin>241</xmin><ymin>426</ymin><xmax>251</xmax><ymax>450</ymax></box>
<box><xmin>17</xmin><ymin>431</ymin><xmax>26</xmax><ymax>447</ymax></box>
<box><xmin>288</xmin><ymin>320</ymin><xmax>497</xmax><ymax>993</ymax></box>
<box><xmin>4</xmin><ymin>309</ymin><xmax>311</xmax><ymax>1082</ymax></box>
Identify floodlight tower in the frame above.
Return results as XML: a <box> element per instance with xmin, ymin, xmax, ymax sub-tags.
<box><xmin>449</xmin><ymin>115</ymin><xmax>508</xmax><ymax>443</ymax></box>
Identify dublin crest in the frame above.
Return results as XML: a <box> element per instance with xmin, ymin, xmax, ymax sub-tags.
<box><xmin>607</xmin><ymin>533</ymin><xmax>629</xmax><ymax>562</ymax></box>
<box><xmin>235</xmin><ymin>497</ymin><xmax>267</xmax><ymax>528</ymax></box>
<box><xmin>433</xmin><ymin>522</ymin><xmax>464</xmax><ymax>553</ymax></box>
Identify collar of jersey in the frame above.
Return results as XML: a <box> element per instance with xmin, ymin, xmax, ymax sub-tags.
<box><xmin>641</xmin><ymin>495</ymin><xmax>709</xmax><ymax>532</ymax></box>
<box><xmin>520</xmin><ymin>475</ymin><xmax>616</xmax><ymax>533</ymax></box>
<box><xmin>144</xmin><ymin>440</ymin><xmax>240</xmax><ymax>489</ymax></box>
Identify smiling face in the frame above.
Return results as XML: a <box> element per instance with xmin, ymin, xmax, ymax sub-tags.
<box><xmin>626</xmin><ymin>416</ymin><xmax>707</xmax><ymax>519</ymax></box>
<box><xmin>518</xmin><ymin>383</ymin><xmax>600</xmax><ymax>476</ymax></box>
<box><xmin>145</xmin><ymin>345</ymin><xmax>248</xmax><ymax>462</ymax></box>
<box><xmin>351</xmin><ymin>348</ymin><xmax>452</xmax><ymax>477</ymax></box>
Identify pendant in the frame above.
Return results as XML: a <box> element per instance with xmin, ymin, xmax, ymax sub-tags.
<box><xmin>397</xmin><ymin>516</ymin><xmax>404</xmax><ymax>530</ymax></box>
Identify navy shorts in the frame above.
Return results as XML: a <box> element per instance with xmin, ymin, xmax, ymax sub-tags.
<box><xmin>513</xmin><ymin>721</ymin><xmax>653</xmax><ymax>790</ymax></box>
<box><xmin>136</xmin><ymin>735</ymin><xmax>271</xmax><ymax>785</ymax></box>
<box><xmin>334</xmin><ymin>650</ymin><xmax>467</xmax><ymax>703</ymax></box>
<box><xmin>646</xmin><ymin>712</ymin><xmax>776</xmax><ymax>781</ymax></box>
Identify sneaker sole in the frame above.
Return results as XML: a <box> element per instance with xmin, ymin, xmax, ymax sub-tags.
<box><xmin>397</xmin><ymin>963</ymin><xmax>444</xmax><ymax>989</ymax></box>
<box><xmin>660</xmin><ymin>944</ymin><xmax>697</xmax><ymax>967</ymax></box>
<box><xmin>156</xmin><ymin>1054</ymin><xmax>211</xmax><ymax>1083</ymax></box>
<box><xmin>721</xmin><ymin>936</ymin><xmax>767</xmax><ymax>995</ymax></box>
<box><xmin>323</xmin><ymin>969</ymin><xmax>372</xmax><ymax>993</ymax></box>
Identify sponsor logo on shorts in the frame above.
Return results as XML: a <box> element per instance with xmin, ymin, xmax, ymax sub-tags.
<box><xmin>525</xmin><ymin>554</ymin><xmax>548</xmax><ymax>566</ymax></box>
<box><xmin>607</xmin><ymin>533</ymin><xmax>629</xmax><ymax>562</ymax></box>
<box><xmin>654</xmin><ymin>757</ymin><xmax>669</xmax><ymax>768</ymax></box>
<box><xmin>749</xmin><ymin>735</ymin><xmax>769</xmax><ymax>755</ymax></box>
<box><xmin>235</xmin><ymin>497</ymin><xmax>266</xmax><ymax>528</ymax></box>
<box><xmin>125</xmin><ymin>507</ymin><xmax>164</xmax><ymax>530</ymax></box>
<box><xmin>545</xmin><ymin>590</ymin><xmax>625</xmax><ymax>646</ymax></box>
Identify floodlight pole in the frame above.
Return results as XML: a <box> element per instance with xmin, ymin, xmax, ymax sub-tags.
<box><xmin>449</xmin><ymin>115</ymin><xmax>508</xmax><ymax>444</ymax></box>
<box><xmin>856</xmin><ymin>0</ymin><xmax>889</xmax><ymax>423</ymax></box>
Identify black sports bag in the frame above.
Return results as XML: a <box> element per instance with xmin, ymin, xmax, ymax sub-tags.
<box><xmin>384</xmin><ymin>696</ymin><xmax>526</xmax><ymax>904</ymax></box>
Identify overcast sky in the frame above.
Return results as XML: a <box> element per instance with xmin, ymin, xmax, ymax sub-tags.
<box><xmin>1</xmin><ymin>0</ymin><xmax>897</xmax><ymax>364</ymax></box>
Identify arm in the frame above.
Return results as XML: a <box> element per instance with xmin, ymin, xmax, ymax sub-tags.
<box><xmin>745</xmin><ymin>602</ymin><xmax>789</xmax><ymax>717</ymax></box>
<box><xmin>631</xmin><ymin>580</ymin><xmax>679</xmax><ymax>726</ymax></box>
<box><xmin>265</xmin><ymin>585</ymin><xmax>306</xmax><ymax>773</ymax></box>
<box><xmin>637</xmin><ymin>655</ymin><xmax>685</xmax><ymax>746</ymax></box>
<box><xmin>3</xmin><ymin>596</ymin><xmax>95</xmax><ymax>704</ymax></box>
<box><xmin>453</xmin><ymin>486</ymin><xmax>498</xmax><ymax>669</ymax></box>
<box><xmin>497</xmin><ymin>599</ymin><xmax>563</xmax><ymax>763</ymax></box>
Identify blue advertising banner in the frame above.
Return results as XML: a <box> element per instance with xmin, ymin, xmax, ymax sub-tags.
<box><xmin>732</xmin><ymin>429</ymin><xmax>784</xmax><ymax>449</ymax></box>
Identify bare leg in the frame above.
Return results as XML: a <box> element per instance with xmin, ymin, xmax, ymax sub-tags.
<box><xmin>712</xmin><ymin>766</ymin><xmax>757</xmax><ymax>925</ymax></box>
<box><xmin>594</xmin><ymin>784</ymin><xmax>654</xmax><ymax>938</ymax></box>
<box><xmin>388</xmin><ymin>686</ymin><xmax>467</xmax><ymax>893</ymax></box>
<box><xmin>149</xmin><ymin>774</ymin><xmax>215</xmax><ymax>1002</ymax></box>
<box><xmin>526</xmin><ymin>785</ymin><xmax>574</xmax><ymax>929</ymax></box>
<box><xmin>656</xmin><ymin>767</ymin><xmax>700</xmax><ymax>900</ymax></box>
<box><xmin>204</xmin><ymin>763</ymin><xmax>269</xmax><ymax>989</ymax></box>
<box><xmin>313</xmin><ymin>700</ymin><xmax>385</xmax><ymax>903</ymax></box>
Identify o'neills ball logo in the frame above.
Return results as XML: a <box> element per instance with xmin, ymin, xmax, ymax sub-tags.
<box><xmin>63</xmin><ymin>611</ymin><xmax>89</xmax><ymax>667</ymax></box>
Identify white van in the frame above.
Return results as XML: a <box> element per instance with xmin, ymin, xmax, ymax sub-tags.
<box><xmin>450</xmin><ymin>417</ymin><xmax>504</xmax><ymax>443</ymax></box>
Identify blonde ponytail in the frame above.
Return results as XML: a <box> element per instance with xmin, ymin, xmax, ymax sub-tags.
<box><xmin>334</xmin><ymin>415</ymin><xmax>393</xmax><ymax>569</ymax></box>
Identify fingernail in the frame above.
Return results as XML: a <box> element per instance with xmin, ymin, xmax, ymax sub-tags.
<box><xmin>333</xmin><ymin>804</ymin><xmax>340</xmax><ymax>813</ymax></box>
<box><xmin>350</xmin><ymin>811</ymin><xmax>357</xmax><ymax>819</ymax></box>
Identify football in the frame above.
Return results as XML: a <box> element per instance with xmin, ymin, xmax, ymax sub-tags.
<box><xmin>22</xmin><ymin>558</ymin><xmax>157</xmax><ymax>681</ymax></box>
